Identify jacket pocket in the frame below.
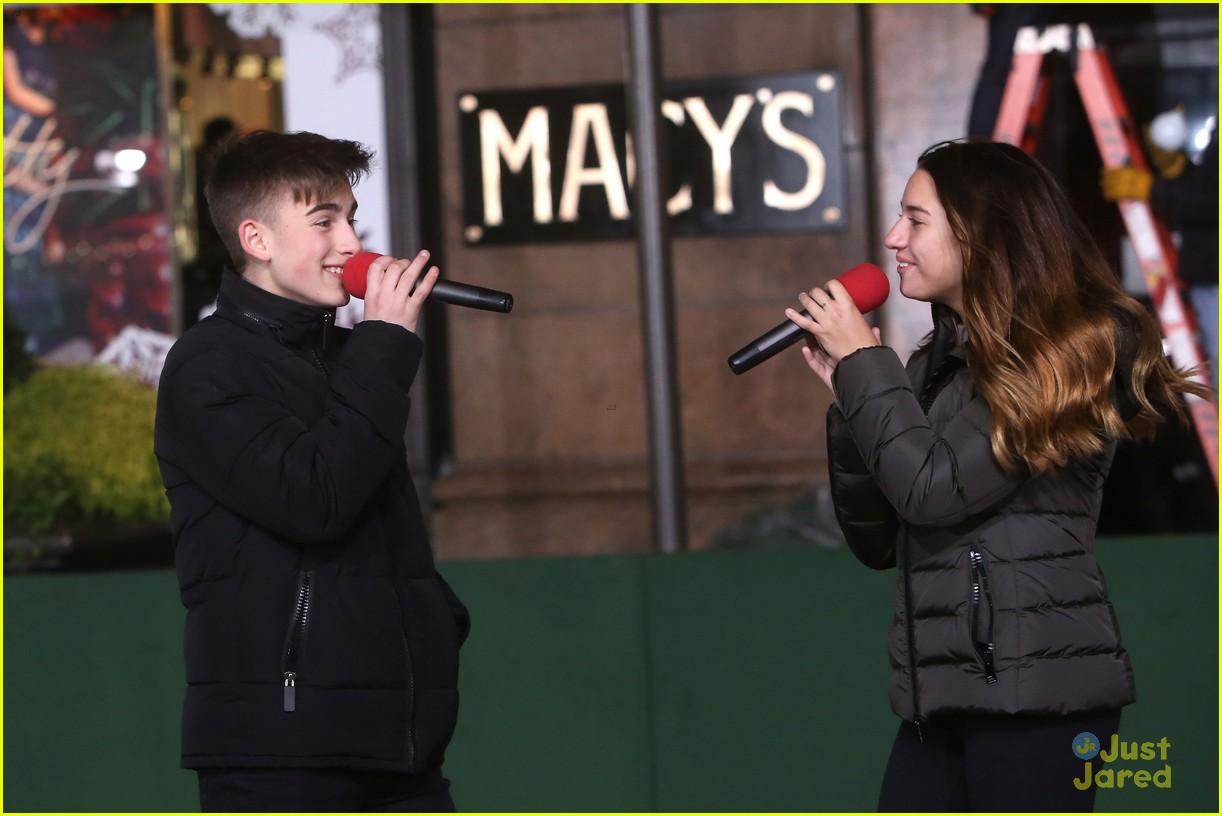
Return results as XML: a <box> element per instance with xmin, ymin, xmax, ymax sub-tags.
<box><xmin>968</xmin><ymin>547</ymin><xmax>998</xmax><ymax>684</ymax></box>
<box><xmin>280</xmin><ymin>569</ymin><xmax>314</xmax><ymax>711</ymax></box>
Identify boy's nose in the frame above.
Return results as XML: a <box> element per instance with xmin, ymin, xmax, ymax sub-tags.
<box><xmin>335</xmin><ymin>226</ymin><xmax>361</xmax><ymax>254</ymax></box>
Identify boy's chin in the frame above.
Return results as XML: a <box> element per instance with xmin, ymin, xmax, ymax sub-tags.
<box><xmin>322</xmin><ymin>282</ymin><xmax>351</xmax><ymax>308</ymax></box>
<box><xmin>303</xmin><ymin>288</ymin><xmax>349</xmax><ymax>309</ymax></box>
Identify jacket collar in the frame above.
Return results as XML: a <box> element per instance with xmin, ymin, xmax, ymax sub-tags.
<box><xmin>215</xmin><ymin>268</ymin><xmax>335</xmax><ymax>346</ymax></box>
<box><xmin>917</xmin><ymin>304</ymin><xmax>969</xmax><ymax>411</ymax></box>
<box><xmin>929</xmin><ymin>303</ymin><xmax>968</xmax><ymax>360</ymax></box>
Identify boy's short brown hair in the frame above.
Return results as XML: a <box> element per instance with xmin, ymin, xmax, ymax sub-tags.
<box><xmin>203</xmin><ymin>130</ymin><xmax>374</xmax><ymax>272</ymax></box>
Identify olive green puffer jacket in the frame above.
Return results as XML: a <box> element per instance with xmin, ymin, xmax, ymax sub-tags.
<box><xmin>826</xmin><ymin>308</ymin><xmax>1135</xmax><ymax>725</ymax></box>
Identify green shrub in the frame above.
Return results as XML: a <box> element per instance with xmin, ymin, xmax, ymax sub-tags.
<box><xmin>4</xmin><ymin>364</ymin><xmax>169</xmax><ymax>536</ymax></box>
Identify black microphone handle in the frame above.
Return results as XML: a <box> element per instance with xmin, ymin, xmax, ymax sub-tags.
<box><xmin>727</xmin><ymin>311</ymin><xmax>811</xmax><ymax>374</ymax></box>
<box><xmin>406</xmin><ymin>269</ymin><xmax>514</xmax><ymax>313</ymax></box>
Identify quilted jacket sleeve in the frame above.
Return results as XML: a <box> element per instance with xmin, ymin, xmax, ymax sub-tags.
<box><xmin>831</xmin><ymin>346</ymin><xmax>1025</xmax><ymax>528</ymax></box>
<box><xmin>156</xmin><ymin>321</ymin><xmax>423</xmax><ymax>545</ymax></box>
<box><xmin>826</xmin><ymin>404</ymin><xmax>897</xmax><ymax>570</ymax></box>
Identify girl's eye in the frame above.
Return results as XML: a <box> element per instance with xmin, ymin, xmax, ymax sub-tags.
<box><xmin>315</xmin><ymin>219</ymin><xmax>331</xmax><ymax>228</ymax></box>
<box><xmin>348</xmin><ymin>218</ymin><xmax>358</xmax><ymax>227</ymax></box>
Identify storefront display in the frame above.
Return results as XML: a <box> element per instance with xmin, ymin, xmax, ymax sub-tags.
<box><xmin>4</xmin><ymin>4</ymin><xmax>172</xmax><ymax>370</ymax></box>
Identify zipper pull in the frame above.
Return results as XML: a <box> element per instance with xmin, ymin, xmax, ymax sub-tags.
<box><xmin>284</xmin><ymin>671</ymin><xmax>297</xmax><ymax>712</ymax></box>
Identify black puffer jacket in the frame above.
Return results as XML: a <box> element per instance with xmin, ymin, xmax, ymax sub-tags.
<box><xmin>826</xmin><ymin>306</ymin><xmax>1135</xmax><ymax>724</ymax></box>
<box><xmin>155</xmin><ymin>271</ymin><xmax>469</xmax><ymax>773</ymax></box>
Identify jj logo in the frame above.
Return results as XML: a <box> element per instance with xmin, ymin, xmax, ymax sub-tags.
<box><xmin>1073</xmin><ymin>731</ymin><xmax>1101</xmax><ymax>760</ymax></box>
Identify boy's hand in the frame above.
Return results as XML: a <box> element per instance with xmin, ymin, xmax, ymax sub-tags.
<box><xmin>359</xmin><ymin>250</ymin><xmax>438</xmax><ymax>335</ymax></box>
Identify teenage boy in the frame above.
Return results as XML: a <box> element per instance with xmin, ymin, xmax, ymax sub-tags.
<box><xmin>154</xmin><ymin>130</ymin><xmax>470</xmax><ymax>812</ymax></box>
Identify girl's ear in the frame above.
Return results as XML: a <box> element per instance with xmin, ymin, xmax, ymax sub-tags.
<box><xmin>238</xmin><ymin>218</ymin><xmax>271</xmax><ymax>262</ymax></box>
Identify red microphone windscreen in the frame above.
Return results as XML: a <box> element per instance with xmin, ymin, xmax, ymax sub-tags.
<box><xmin>837</xmin><ymin>263</ymin><xmax>889</xmax><ymax>313</ymax></box>
<box><xmin>341</xmin><ymin>251</ymin><xmax>381</xmax><ymax>299</ymax></box>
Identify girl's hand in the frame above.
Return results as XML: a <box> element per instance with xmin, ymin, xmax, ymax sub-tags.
<box><xmin>786</xmin><ymin>279</ymin><xmax>882</xmax><ymax>393</ymax></box>
<box><xmin>798</xmin><ymin>326</ymin><xmax>883</xmax><ymax>395</ymax></box>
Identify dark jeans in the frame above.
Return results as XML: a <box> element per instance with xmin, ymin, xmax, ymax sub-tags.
<box><xmin>197</xmin><ymin>765</ymin><xmax>455</xmax><ymax>812</ymax></box>
<box><xmin>878</xmin><ymin>710</ymin><xmax>1123</xmax><ymax>812</ymax></box>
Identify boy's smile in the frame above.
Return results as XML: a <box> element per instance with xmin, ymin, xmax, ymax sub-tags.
<box><xmin>244</xmin><ymin>187</ymin><xmax>361</xmax><ymax>308</ymax></box>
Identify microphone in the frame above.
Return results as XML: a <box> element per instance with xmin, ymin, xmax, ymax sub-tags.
<box><xmin>342</xmin><ymin>251</ymin><xmax>513</xmax><ymax>313</ymax></box>
<box><xmin>727</xmin><ymin>263</ymin><xmax>889</xmax><ymax>375</ymax></box>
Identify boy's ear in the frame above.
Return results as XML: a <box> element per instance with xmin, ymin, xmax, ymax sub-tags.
<box><xmin>238</xmin><ymin>218</ymin><xmax>272</xmax><ymax>262</ymax></box>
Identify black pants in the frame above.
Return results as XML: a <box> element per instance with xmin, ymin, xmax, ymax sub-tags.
<box><xmin>878</xmin><ymin>710</ymin><xmax>1122</xmax><ymax>812</ymax></box>
<box><xmin>197</xmin><ymin>766</ymin><xmax>455</xmax><ymax>812</ymax></box>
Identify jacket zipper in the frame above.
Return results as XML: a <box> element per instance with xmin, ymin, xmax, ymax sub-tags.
<box><xmin>311</xmin><ymin>312</ymin><xmax>333</xmax><ymax>376</ymax></box>
<box><xmin>238</xmin><ymin>308</ymin><xmax>332</xmax><ymax>376</ymax></box>
<box><xmin>904</xmin><ymin>351</ymin><xmax>961</xmax><ymax>740</ymax></box>
<box><xmin>380</xmin><ymin>527</ymin><xmax>417</xmax><ymax>769</ymax></box>
<box><xmin>240</xmin><ymin>309</ymin><xmax>279</xmax><ymax>338</ymax></box>
<box><xmin>901</xmin><ymin>531</ymin><xmax>924</xmax><ymax>742</ymax></box>
<box><xmin>399</xmin><ymin>617</ymin><xmax>416</xmax><ymax>768</ymax></box>
<box><xmin>282</xmin><ymin>570</ymin><xmax>313</xmax><ymax>712</ymax></box>
<box><xmin>969</xmin><ymin>547</ymin><xmax>998</xmax><ymax>684</ymax></box>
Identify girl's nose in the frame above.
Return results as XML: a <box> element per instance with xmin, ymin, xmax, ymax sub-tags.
<box><xmin>883</xmin><ymin>219</ymin><xmax>905</xmax><ymax>250</ymax></box>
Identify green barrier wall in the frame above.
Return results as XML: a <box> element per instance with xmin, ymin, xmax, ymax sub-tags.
<box><xmin>3</xmin><ymin>536</ymin><xmax>1217</xmax><ymax>812</ymax></box>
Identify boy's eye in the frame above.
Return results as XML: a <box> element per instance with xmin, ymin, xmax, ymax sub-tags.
<box><xmin>348</xmin><ymin>218</ymin><xmax>358</xmax><ymax>227</ymax></box>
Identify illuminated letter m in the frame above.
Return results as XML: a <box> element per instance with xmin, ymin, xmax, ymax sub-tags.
<box><xmin>479</xmin><ymin>106</ymin><xmax>553</xmax><ymax>226</ymax></box>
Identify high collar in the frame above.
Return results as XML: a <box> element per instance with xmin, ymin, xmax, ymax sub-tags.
<box><xmin>920</xmin><ymin>302</ymin><xmax>968</xmax><ymax>387</ymax></box>
<box><xmin>930</xmin><ymin>302</ymin><xmax>968</xmax><ymax>359</ymax></box>
<box><xmin>215</xmin><ymin>268</ymin><xmax>336</xmax><ymax>347</ymax></box>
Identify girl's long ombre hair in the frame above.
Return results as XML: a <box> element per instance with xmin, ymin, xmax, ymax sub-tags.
<box><xmin>916</xmin><ymin>140</ymin><xmax>1212</xmax><ymax>474</ymax></box>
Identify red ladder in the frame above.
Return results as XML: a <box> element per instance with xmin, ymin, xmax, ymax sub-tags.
<box><xmin>993</xmin><ymin>22</ymin><xmax>1219</xmax><ymax>486</ymax></box>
